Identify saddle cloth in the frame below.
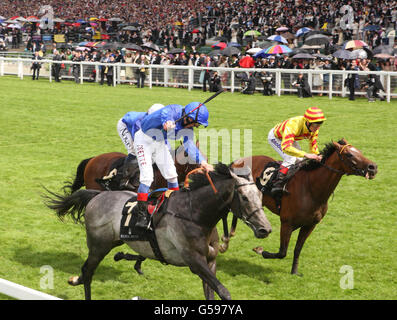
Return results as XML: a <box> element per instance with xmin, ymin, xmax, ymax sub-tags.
<box><xmin>120</xmin><ymin>188</ymin><xmax>174</xmax><ymax>240</ymax></box>
<box><xmin>96</xmin><ymin>157</ymin><xmax>125</xmax><ymax>190</ymax></box>
<box><xmin>120</xmin><ymin>188</ymin><xmax>175</xmax><ymax>264</ymax></box>
<box><xmin>255</xmin><ymin>161</ymin><xmax>281</xmax><ymax>195</ymax></box>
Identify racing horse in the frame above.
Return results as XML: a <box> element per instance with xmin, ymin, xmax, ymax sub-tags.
<box><xmin>62</xmin><ymin>143</ymin><xmax>200</xmax><ymax>194</ymax></box>
<box><xmin>220</xmin><ymin>139</ymin><xmax>378</xmax><ymax>275</ymax></box>
<box><xmin>44</xmin><ymin>163</ymin><xmax>272</xmax><ymax>300</ymax></box>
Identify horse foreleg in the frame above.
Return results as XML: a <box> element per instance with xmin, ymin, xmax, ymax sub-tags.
<box><xmin>114</xmin><ymin>252</ymin><xmax>146</xmax><ymax>275</ymax></box>
<box><xmin>291</xmin><ymin>224</ymin><xmax>316</xmax><ymax>276</ymax></box>
<box><xmin>230</xmin><ymin>216</ymin><xmax>238</xmax><ymax>237</ymax></box>
<box><xmin>219</xmin><ymin>216</ymin><xmax>230</xmax><ymax>253</ymax></box>
<box><xmin>187</xmin><ymin>252</ymin><xmax>231</xmax><ymax>300</ymax></box>
<box><xmin>253</xmin><ymin>221</ymin><xmax>293</xmax><ymax>259</ymax></box>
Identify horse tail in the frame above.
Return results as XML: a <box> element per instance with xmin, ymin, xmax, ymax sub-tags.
<box><xmin>43</xmin><ymin>188</ymin><xmax>100</xmax><ymax>224</ymax></box>
<box><xmin>63</xmin><ymin>157</ymin><xmax>93</xmax><ymax>195</ymax></box>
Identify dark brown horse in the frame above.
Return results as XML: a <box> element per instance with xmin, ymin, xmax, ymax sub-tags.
<box><xmin>221</xmin><ymin>139</ymin><xmax>378</xmax><ymax>275</ymax></box>
<box><xmin>63</xmin><ymin>144</ymin><xmax>199</xmax><ymax>194</ymax></box>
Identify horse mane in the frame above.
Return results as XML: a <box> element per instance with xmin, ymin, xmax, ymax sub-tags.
<box><xmin>185</xmin><ymin>163</ymin><xmax>231</xmax><ymax>191</ymax></box>
<box><xmin>300</xmin><ymin>139</ymin><xmax>346</xmax><ymax>171</ymax></box>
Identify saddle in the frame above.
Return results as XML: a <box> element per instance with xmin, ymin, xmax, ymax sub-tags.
<box><xmin>119</xmin><ymin>188</ymin><xmax>175</xmax><ymax>264</ymax></box>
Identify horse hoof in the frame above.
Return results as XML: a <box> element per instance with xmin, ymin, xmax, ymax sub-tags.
<box><xmin>253</xmin><ymin>246</ymin><xmax>263</xmax><ymax>255</ymax></box>
<box><xmin>68</xmin><ymin>276</ymin><xmax>80</xmax><ymax>286</ymax></box>
<box><xmin>219</xmin><ymin>244</ymin><xmax>228</xmax><ymax>253</ymax></box>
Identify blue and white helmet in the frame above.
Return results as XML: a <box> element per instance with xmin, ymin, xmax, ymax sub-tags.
<box><xmin>184</xmin><ymin>102</ymin><xmax>209</xmax><ymax>127</ymax></box>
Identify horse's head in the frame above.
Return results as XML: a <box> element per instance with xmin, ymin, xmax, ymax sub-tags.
<box><xmin>229</xmin><ymin>164</ymin><xmax>272</xmax><ymax>239</ymax></box>
<box><xmin>333</xmin><ymin>139</ymin><xmax>378</xmax><ymax>179</ymax></box>
<box><xmin>125</xmin><ymin>157</ymin><xmax>140</xmax><ymax>189</ymax></box>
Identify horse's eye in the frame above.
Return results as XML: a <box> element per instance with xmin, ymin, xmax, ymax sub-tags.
<box><xmin>345</xmin><ymin>153</ymin><xmax>353</xmax><ymax>158</ymax></box>
<box><xmin>241</xmin><ymin>195</ymin><xmax>249</xmax><ymax>202</ymax></box>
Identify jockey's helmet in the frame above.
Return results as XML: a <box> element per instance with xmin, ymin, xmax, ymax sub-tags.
<box><xmin>304</xmin><ymin>107</ymin><xmax>326</xmax><ymax>123</ymax></box>
<box><xmin>184</xmin><ymin>102</ymin><xmax>209</xmax><ymax>127</ymax></box>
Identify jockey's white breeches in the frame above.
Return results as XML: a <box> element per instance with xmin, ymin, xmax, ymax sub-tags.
<box><xmin>267</xmin><ymin>128</ymin><xmax>303</xmax><ymax>168</ymax></box>
<box><xmin>133</xmin><ymin>129</ymin><xmax>178</xmax><ymax>186</ymax></box>
<box><xmin>117</xmin><ymin>119</ymin><xmax>135</xmax><ymax>155</ymax></box>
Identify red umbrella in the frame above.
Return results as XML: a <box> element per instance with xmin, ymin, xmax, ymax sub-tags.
<box><xmin>191</xmin><ymin>29</ymin><xmax>200</xmax><ymax>33</ymax></box>
<box><xmin>98</xmin><ymin>18</ymin><xmax>108</xmax><ymax>22</ymax></box>
<box><xmin>239</xmin><ymin>56</ymin><xmax>255</xmax><ymax>68</ymax></box>
<box><xmin>211</xmin><ymin>42</ymin><xmax>227</xmax><ymax>50</ymax></box>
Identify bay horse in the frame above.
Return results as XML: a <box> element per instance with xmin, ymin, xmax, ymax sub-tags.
<box><xmin>221</xmin><ymin>139</ymin><xmax>378</xmax><ymax>275</ymax></box>
<box><xmin>44</xmin><ymin>163</ymin><xmax>272</xmax><ymax>300</ymax></box>
<box><xmin>62</xmin><ymin>144</ymin><xmax>199</xmax><ymax>194</ymax></box>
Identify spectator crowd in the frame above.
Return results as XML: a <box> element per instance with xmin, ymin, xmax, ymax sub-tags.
<box><xmin>1</xmin><ymin>0</ymin><xmax>396</xmax><ymax>99</ymax></box>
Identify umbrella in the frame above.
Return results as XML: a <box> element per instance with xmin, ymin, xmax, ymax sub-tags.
<box><xmin>122</xmin><ymin>26</ymin><xmax>138</xmax><ymax>31</ymax></box>
<box><xmin>257</xmin><ymin>41</ymin><xmax>272</xmax><ymax>48</ymax></box>
<box><xmin>142</xmin><ymin>42</ymin><xmax>160</xmax><ymax>51</ymax></box>
<box><xmin>227</xmin><ymin>42</ymin><xmax>241</xmax><ymax>47</ymax></box>
<box><xmin>282</xmin><ymin>32</ymin><xmax>295</xmax><ymax>40</ymax></box>
<box><xmin>267</xmin><ymin>35</ymin><xmax>288</xmax><ymax>44</ymax></box>
<box><xmin>221</xmin><ymin>46</ymin><xmax>241</xmax><ymax>56</ymax></box>
<box><xmin>208</xmin><ymin>49</ymin><xmax>222</xmax><ymax>57</ymax></box>
<box><xmin>374</xmin><ymin>53</ymin><xmax>394</xmax><ymax>59</ymax></box>
<box><xmin>332</xmin><ymin>49</ymin><xmax>355</xmax><ymax>59</ymax></box>
<box><xmin>122</xmin><ymin>43</ymin><xmax>143</xmax><ymax>51</ymax></box>
<box><xmin>295</xmin><ymin>27</ymin><xmax>312</xmax><ymax>37</ymax></box>
<box><xmin>363</xmin><ymin>25</ymin><xmax>380</xmax><ymax>31</ymax></box>
<box><xmin>246</xmin><ymin>47</ymin><xmax>263</xmax><ymax>54</ymax></box>
<box><xmin>313</xmin><ymin>53</ymin><xmax>332</xmax><ymax>60</ymax></box>
<box><xmin>253</xmin><ymin>49</ymin><xmax>272</xmax><ymax>59</ymax></box>
<box><xmin>264</xmin><ymin>44</ymin><xmax>292</xmax><ymax>54</ymax></box>
<box><xmin>211</xmin><ymin>42</ymin><xmax>227</xmax><ymax>50</ymax></box>
<box><xmin>304</xmin><ymin>34</ymin><xmax>330</xmax><ymax>46</ymax></box>
<box><xmin>276</xmin><ymin>27</ymin><xmax>289</xmax><ymax>32</ymax></box>
<box><xmin>239</xmin><ymin>56</ymin><xmax>255</xmax><ymax>68</ymax></box>
<box><xmin>372</xmin><ymin>45</ymin><xmax>393</xmax><ymax>55</ymax></box>
<box><xmin>109</xmin><ymin>17</ymin><xmax>123</xmax><ymax>22</ymax></box>
<box><xmin>351</xmin><ymin>49</ymin><xmax>368</xmax><ymax>59</ymax></box>
<box><xmin>387</xmin><ymin>30</ymin><xmax>396</xmax><ymax>38</ymax></box>
<box><xmin>244</xmin><ymin>30</ymin><xmax>261</xmax><ymax>37</ymax></box>
<box><xmin>344</xmin><ymin>40</ymin><xmax>368</xmax><ymax>50</ymax></box>
<box><xmin>291</xmin><ymin>53</ymin><xmax>315</xmax><ymax>59</ymax></box>
<box><xmin>168</xmin><ymin>48</ymin><xmax>184</xmax><ymax>54</ymax></box>
<box><xmin>191</xmin><ymin>29</ymin><xmax>201</xmax><ymax>33</ymax></box>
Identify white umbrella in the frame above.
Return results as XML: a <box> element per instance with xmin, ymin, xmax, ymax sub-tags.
<box><xmin>246</xmin><ymin>47</ymin><xmax>263</xmax><ymax>54</ymax></box>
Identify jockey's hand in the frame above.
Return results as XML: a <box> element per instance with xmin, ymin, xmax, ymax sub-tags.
<box><xmin>304</xmin><ymin>153</ymin><xmax>322</xmax><ymax>161</ymax></box>
<box><xmin>201</xmin><ymin>160</ymin><xmax>214</xmax><ymax>172</ymax></box>
<box><xmin>163</xmin><ymin>120</ymin><xmax>176</xmax><ymax>131</ymax></box>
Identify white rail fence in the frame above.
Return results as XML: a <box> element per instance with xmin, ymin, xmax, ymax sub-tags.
<box><xmin>1</xmin><ymin>57</ymin><xmax>397</xmax><ymax>102</ymax></box>
<box><xmin>0</xmin><ymin>278</ymin><xmax>61</xmax><ymax>300</ymax></box>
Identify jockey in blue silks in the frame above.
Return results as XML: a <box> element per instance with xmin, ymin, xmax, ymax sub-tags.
<box><xmin>117</xmin><ymin>104</ymin><xmax>165</xmax><ymax>188</ymax></box>
<box><xmin>133</xmin><ymin>102</ymin><xmax>213</xmax><ymax>229</ymax></box>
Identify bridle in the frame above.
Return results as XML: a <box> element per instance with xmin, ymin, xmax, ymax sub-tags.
<box><xmin>320</xmin><ymin>143</ymin><xmax>367</xmax><ymax>177</ymax></box>
<box><xmin>184</xmin><ymin>168</ymin><xmax>261</xmax><ymax>225</ymax></box>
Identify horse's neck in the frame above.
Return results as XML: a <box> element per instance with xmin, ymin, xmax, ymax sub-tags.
<box><xmin>308</xmin><ymin>152</ymin><xmax>344</xmax><ymax>203</ymax></box>
<box><xmin>192</xmin><ymin>180</ymin><xmax>234</xmax><ymax>229</ymax></box>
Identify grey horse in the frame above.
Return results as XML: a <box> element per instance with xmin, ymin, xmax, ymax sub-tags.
<box><xmin>45</xmin><ymin>163</ymin><xmax>272</xmax><ymax>300</ymax></box>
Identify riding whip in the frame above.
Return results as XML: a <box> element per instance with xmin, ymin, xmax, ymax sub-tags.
<box><xmin>175</xmin><ymin>89</ymin><xmax>225</xmax><ymax>123</ymax></box>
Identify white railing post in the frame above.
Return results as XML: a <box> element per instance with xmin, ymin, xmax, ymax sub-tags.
<box><xmin>188</xmin><ymin>67</ymin><xmax>193</xmax><ymax>91</ymax></box>
<box><xmin>231</xmin><ymin>70</ymin><xmax>235</xmax><ymax>93</ymax></box>
<box><xmin>149</xmin><ymin>65</ymin><xmax>152</xmax><ymax>88</ymax></box>
<box><xmin>0</xmin><ymin>57</ymin><xmax>4</xmax><ymax>76</ymax></box>
<box><xmin>387</xmin><ymin>73</ymin><xmax>391</xmax><ymax>103</ymax></box>
<box><xmin>276</xmin><ymin>71</ymin><xmax>281</xmax><ymax>96</ymax></box>
<box><xmin>328</xmin><ymin>72</ymin><xmax>333</xmax><ymax>100</ymax></box>
<box><xmin>80</xmin><ymin>62</ymin><xmax>83</xmax><ymax>84</ymax></box>
<box><xmin>49</xmin><ymin>62</ymin><xmax>52</xmax><ymax>83</ymax></box>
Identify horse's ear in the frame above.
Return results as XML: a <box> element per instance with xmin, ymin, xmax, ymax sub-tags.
<box><xmin>232</xmin><ymin>159</ymin><xmax>245</xmax><ymax>168</ymax></box>
<box><xmin>342</xmin><ymin>137</ymin><xmax>349</xmax><ymax>144</ymax></box>
<box><xmin>333</xmin><ymin>140</ymin><xmax>341</xmax><ymax>150</ymax></box>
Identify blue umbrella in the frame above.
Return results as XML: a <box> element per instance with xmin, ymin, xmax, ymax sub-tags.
<box><xmin>227</xmin><ymin>42</ymin><xmax>241</xmax><ymax>47</ymax></box>
<box><xmin>363</xmin><ymin>25</ymin><xmax>380</xmax><ymax>31</ymax></box>
<box><xmin>253</xmin><ymin>49</ymin><xmax>272</xmax><ymax>59</ymax></box>
<box><xmin>267</xmin><ymin>35</ymin><xmax>288</xmax><ymax>44</ymax></box>
<box><xmin>295</xmin><ymin>27</ymin><xmax>312</xmax><ymax>37</ymax></box>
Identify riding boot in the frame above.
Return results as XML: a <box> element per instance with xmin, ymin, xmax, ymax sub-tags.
<box><xmin>271</xmin><ymin>171</ymin><xmax>289</xmax><ymax>196</ymax></box>
<box><xmin>119</xmin><ymin>153</ymin><xmax>136</xmax><ymax>190</ymax></box>
<box><xmin>135</xmin><ymin>200</ymin><xmax>150</xmax><ymax>230</ymax></box>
